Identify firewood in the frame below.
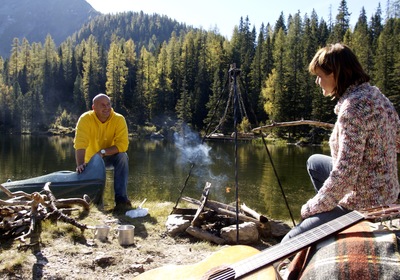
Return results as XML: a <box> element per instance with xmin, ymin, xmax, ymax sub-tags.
<box><xmin>0</xmin><ymin>181</ymin><xmax>90</xmax><ymax>243</ymax></box>
<box><xmin>212</xmin><ymin>207</ymin><xmax>262</xmax><ymax>226</ymax></box>
<box><xmin>16</xmin><ymin>192</ymin><xmax>42</xmax><ymax>243</ymax></box>
<box><xmin>42</xmin><ymin>183</ymin><xmax>88</xmax><ymax>231</ymax></box>
<box><xmin>0</xmin><ymin>183</ymin><xmax>34</xmax><ymax>199</ymax></box>
<box><xmin>182</xmin><ymin>197</ymin><xmax>262</xmax><ymax>225</ymax></box>
<box><xmin>241</xmin><ymin>203</ymin><xmax>269</xmax><ymax>223</ymax></box>
<box><xmin>55</xmin><ymin>198</ymin><xmax>90</xmax><ymax>211</ymax></box>
<box><xmin>191</xmin><ymin>182</ymin><xmax>211</xmax><ymax>227</ymax></box>
<box><xmin>0</xmin><ymin>199</ymin><xmax>30</xmax><ymax>206</ymax></box>
<box><xmin>204</xmin><ymin>200</ymin><xmax>236</xmax><ymax>213</ymax></box>
<box><xmin>185</xmin><ymin>225</ymin><xmax>226</xmax><ymax>245</ymax></box>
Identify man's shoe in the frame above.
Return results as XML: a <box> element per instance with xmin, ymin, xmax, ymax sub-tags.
<box><xmin>113</xmin><ymin>200</ymin><xmax>132</xmax><ymax>213</ymax></box>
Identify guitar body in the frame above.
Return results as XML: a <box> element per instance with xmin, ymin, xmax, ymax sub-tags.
<box><xmin>134</xmin><ymin>205</ymin><xmax>400</xmax><ymax>280</ymax></box>
<box><xmin>133</xmin><ymin>245</ymin><xmax>277</xmax><ymax>280</ymax></box>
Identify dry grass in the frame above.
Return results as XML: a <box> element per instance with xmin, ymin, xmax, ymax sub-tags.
<box><xmin>0</xmin><ymin>200</ymin><xmax>222</xmax><ymax>279</ymax></box>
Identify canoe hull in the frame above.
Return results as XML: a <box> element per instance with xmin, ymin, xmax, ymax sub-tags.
<box><xmin>1</xmin><ymin>154</ymin><xmax>106</xmax><ymax>204</ymax></box>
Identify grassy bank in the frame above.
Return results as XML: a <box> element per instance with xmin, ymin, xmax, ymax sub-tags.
<box><xmin>0</xmin><ymin>200</ymin><xmax>223</xmax><ymax>279</ymax></box>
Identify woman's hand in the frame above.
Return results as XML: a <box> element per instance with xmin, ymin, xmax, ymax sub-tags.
<box><xmin>301</xmin><ymin>203</ymin><xmax>311</xmax><ymax>219</ymax></box>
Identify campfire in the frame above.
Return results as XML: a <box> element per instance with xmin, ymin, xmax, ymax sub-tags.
<box><xmin>166</xmin><ymin>182</ymin><xmax>291</xmax><ymax>244</ymax></box>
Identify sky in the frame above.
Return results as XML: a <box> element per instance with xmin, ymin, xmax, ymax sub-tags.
<box><xmin>85</xmin><ymin>0</ymin><xmax>384</xmax><ymax>38</ymax></box>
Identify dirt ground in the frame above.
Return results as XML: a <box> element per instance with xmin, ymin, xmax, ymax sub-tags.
<box><xmin>0</xmin><ymin>201</ymin><xmax>282</xmax><ymax>279</ymax></box>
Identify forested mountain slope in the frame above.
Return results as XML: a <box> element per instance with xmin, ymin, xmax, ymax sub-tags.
<box><xmin>0</xmin><ymin>0</ymin><xmax>399</xmax><ymax>141</ymax></box>
<box><xmin>0</xmin><ymin>0</ymin><xmax>99</xmax><ymax>58</ymax></box>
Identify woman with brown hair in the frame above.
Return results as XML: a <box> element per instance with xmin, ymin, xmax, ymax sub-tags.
<box><xmin>282</xmin><ymin>43</ymin><xmax>400</xmax><ymax>241</ymax></box>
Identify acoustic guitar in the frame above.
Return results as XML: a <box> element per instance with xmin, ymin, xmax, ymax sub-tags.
<box><xmin>134</xmin><ymin>204</ymin><xmax>400</xmax><ymax>280</ymax></box>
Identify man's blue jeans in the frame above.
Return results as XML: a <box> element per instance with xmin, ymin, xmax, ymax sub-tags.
<box><xmin>103</xmin><ymin>152</ymin><xmax>129</xmax><ymax>204</ymax></box>
<box><xmin>281</xmin><ymin>154</ymin><xmax>351</xmax><ymax>242</ymax></box>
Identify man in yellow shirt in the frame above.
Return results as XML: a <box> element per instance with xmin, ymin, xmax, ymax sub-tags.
<box><xmin>74</xmin><ymin>93</ymin><xmax>131</xmax><ymax>211</ymax></box>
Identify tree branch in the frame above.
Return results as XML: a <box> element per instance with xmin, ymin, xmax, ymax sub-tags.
<box><xmin>252</xmin><ymin>120</ymin><xmax>334</xmax><ymax>132</ymax></box>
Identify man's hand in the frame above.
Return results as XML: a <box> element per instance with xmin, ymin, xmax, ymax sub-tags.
<box><xmin>76</xmin><ymin>163</ymin><xmax>86</xmax><ymax>174</ymax></box>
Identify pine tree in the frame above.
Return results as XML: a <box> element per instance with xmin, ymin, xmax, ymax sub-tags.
<box><xmin>165</xmin><ymin>32</ymin><xmax>182</xmax><ymax>117</ymax></box>
<box><xmin>261</xmin><ymin>68</ymin><xmax>279</xmax><ymax>120</ymax></box>
<box><xmin>123</xmin><ymin>39</ymin><xmax>137</xmax><ymax>117</ymax></box>
<box><xmin>176</xmin><ymin>77</ymin><xmax>192</xmax><ymax>124</ymax></box>
<box><xmin>271</xmin><ymin>28</ymin><xmax>287</xmax><ymax>122</ymax></box>
<box><xmin>350</xmin><ymin>8</ymin><xmax>373</xmax><ymax>74</ymax></box>
<box><xmin>374</xmin><ymin>18</ymin><xmax>400</xmax><ymax>109</ymax></box>
<box><xmin>153</xmin><ymin>41</ymin><xmax>173</xmax><ymax>121</ymax></box>
<box><xmin>249</xmin><ymin>26</ymin><xmax>266</xmax><ymax>123</ymax></box>
<box><xmin>301</xmin><ymin>12</ymin><xmax>319</xmax><ymax>121</ymax></box>
<box><xmin>9</xmin><ymin>38</ymin><xmax>20</xmax><ymax>81</ymax></box>
<box><xmin>42</xmin><ymin>35</ymin><xmax>59</xmax><ymax>113</ymax></box>
<box><xmin>283</xmin><ymin>12</ymin><xmax>304</xmax><ymax>123</ymax></box>
<box><xmin>82</xmin><ymin>35</ymin><xmax>101</xmax><ymax>110</ymax></box>
<box><xmin>329</xmin><ymin>0</ymin><xmax>351</xmax><ymax>42</ymax></box>
<box><xmin>106</xmin><ymin>38</ymin><xmax>128</xmax><ymax>113</ymax></box>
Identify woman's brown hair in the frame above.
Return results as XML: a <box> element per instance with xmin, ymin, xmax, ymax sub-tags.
<box><xmin>308</xmin><ymin>43</ymin><xmax>370</xmax><ymax>98</ymax></box>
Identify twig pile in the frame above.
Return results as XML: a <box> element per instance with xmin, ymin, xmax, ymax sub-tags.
<box><xmin>0</xmin><ymin>182</ymin><xmax>90</xmax><ymax>244</ymax></box>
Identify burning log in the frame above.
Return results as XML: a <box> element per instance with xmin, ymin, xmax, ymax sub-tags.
<box><xmin>169</xmin><ymin>182</ymin><xmax>279</xmax><ymax>244</ymax></box>
<box><xmin>241</xmin><ymin>203</ymin><xmax>269</xmax><ymax>223</ymax></box>
<box><xmin>0</xmin><ymin>182</ymin><xmax>90</xmax><ymax>243</ymax></box>
<box><xmin>186</xmin><ymin>225</ymin><xmax>226</xmax><ymax>245</ymax></box>
<box><xmin>191</xmin><ymin>182</ymin><xmax>211</xmax><ymax>227</ymax></box>
<box><xmin>181</xmin><ymin>196</ymin><xmax>265</xmax><ymax>226</ymax></box>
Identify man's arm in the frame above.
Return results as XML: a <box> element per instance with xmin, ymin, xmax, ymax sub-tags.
<box><xmin>75</xmin><ymin>149</ymin><xmax>86</xmax><ymax>173</ymax></box>
<box><xmin>101</xmin><ymin>146</ymin><xmax>119</xmax><ymax>156</ymax></box>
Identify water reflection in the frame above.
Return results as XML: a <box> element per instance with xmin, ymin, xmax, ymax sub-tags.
<box><xmin>0</xmin><ymin>135</ymin><xmax>331</xmax><ymax>222</ymax></box>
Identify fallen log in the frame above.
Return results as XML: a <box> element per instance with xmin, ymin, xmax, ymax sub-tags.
<box><xmin>252</xmin><ymin>119</ymin><xmax>334</xmax><ymax>132</ymax></box>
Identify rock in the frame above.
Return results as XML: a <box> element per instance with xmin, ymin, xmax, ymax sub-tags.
<box><xmin>220</xmin><ymin>222</ymin><xmax>259</xmax><ymax>244</ymax></box>
<box><xmin>165</xmin><ymin>214</ymin><xmax>192</xmax><ymax>236</ymax></box>
<box><xmin>269</xmin><ymin>220</ymin><xmax>291</xmax><ymax>238</ymax></box>
<box><xmin>93</xmin><ymin>255</ymin><xmax>116</xmax><ymax>268</ymax></box>
<box><xmin>124</xmin><ymin>264</ymin><xmax>144</xmax><ymax>274</ymax></box>
<box><xmin>137</xmin><ymin>256</ymin><xmax>154</xmax><ymax>264</ymax></box>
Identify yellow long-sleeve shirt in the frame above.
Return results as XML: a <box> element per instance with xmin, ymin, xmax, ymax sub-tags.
<box><xmin>74</xmin><ymin>109</ymin><xmax>129</xmax><ymax>163</ymax></box>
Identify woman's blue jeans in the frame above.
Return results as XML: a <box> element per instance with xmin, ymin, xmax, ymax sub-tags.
<box><xmin>281</xmin><ymin>154</ymin><xmax>351</xmax><ymax>242</ymax></box>
<box><xmin>307</xmin><ymin>154</ymin><xmax>333</xmax><ymax>192</ymax></box>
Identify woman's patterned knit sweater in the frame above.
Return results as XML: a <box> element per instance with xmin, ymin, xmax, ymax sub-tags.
<box><xmin>301</xmin><ymin>83</ymin><xmax>400</xmax><ymax>218</ymax></box>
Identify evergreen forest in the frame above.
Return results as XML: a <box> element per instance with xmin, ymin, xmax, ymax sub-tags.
<box><xmin>1</xmin><ymin>0</ymin><xmax>400</xmax><ymax>141</ymax></box>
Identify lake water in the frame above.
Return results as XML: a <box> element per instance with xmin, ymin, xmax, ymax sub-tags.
<box><xmin>0</xmin><ymin>134</ymin><xmax>331</xmax><ymax>222</ymax></box>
